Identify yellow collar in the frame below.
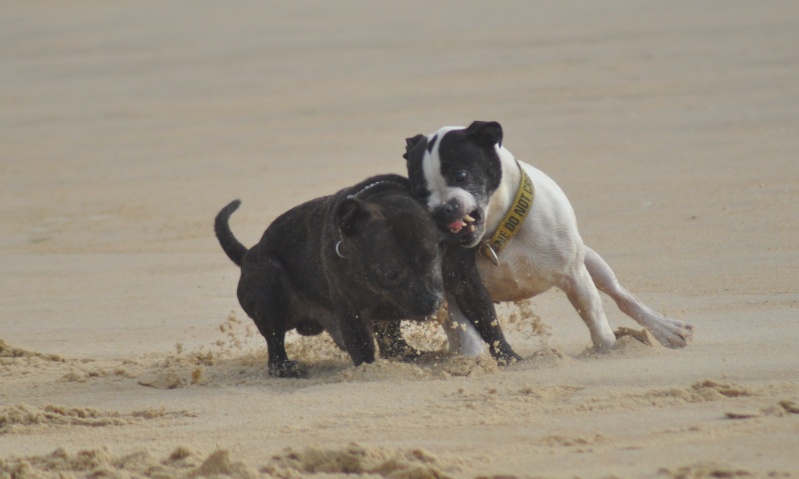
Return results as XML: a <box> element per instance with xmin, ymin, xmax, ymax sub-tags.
<box><xmin>478</xmin><ymin>162</ymin><xmax>534</xmax><ymax>266</ymax></box>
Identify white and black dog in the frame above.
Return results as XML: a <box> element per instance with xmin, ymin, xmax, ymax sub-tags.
<box><xmin>404</xmin><ymin>120</ymin><xmax>693</xmax><ymax>355</ymax></box>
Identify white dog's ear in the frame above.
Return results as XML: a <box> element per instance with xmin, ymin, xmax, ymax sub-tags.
<box><xmin>336</xmin><ymin>198</ymin><xmax>371</xmax><ymax>236</ymax></box>
<box><xmin>403</xmin><ymin>134</ymin><xmax>427</xmax><ymax>160</ymax></box>
<box><xmin>466</xmin><ymin>121</ymin><xmax>503</xmax><ymax>148</ymax></box>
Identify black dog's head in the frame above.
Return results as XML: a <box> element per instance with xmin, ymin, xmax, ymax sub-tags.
<box><xmin>403</xmin><ymin>121</ymin><xmax>504</xmax><ymax>248</ymax></box>
<box><xmin>334</xmin><ymin>183</ymin><xmax>445</xmax><ymax>319</ymax></box>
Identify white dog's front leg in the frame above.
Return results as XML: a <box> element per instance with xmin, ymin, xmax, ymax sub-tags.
<box><xmin>442</xmin><ymin>294</ymin><xmax>485</xmax><ymax>356</ymax></box>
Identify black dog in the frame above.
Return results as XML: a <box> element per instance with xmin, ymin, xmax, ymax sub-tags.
<box><xmin>214</xmin><ymin>175</ymin><xmax>445</xmax><ymax>378</ymax></box>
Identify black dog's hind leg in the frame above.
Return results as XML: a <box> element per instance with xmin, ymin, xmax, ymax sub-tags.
<box><xmin>444</xmin><ymin>246</ymin><xmax>521</xmax><ymax>364</ymax></box>
<box><xmin>374</xmin><ymin>321</ymin><xmax>423</xmax><ymax>361</ymax></box>
<box><xmin>237</xmin><ymin>255</ymin><xmax>307</xmax><ymax>378</ymax></box>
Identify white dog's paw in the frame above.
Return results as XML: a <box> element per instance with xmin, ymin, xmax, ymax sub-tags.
<box><xmin>648</xmin><ymin>318</ymin><xmax>693</xmax><ymax>348</ymax></box>
<box><xmin>443</xmin><ymin>319</ymin><xmax>485</xmax><ymax>356</ymax></box>
<box><xmin>593</xmin><ymin>331</ymin><xmax>617</xmax><ymax>352</ymax></box>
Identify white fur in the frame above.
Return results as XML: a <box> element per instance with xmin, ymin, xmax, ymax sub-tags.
<box><xmin>422</xmin><ymin>127</ymin><xmax>477</xmax><ymax>214</ymax></box>
<box><xmin>423</xmin><ymin>127</ymin><xmax>693</xmax><ymax>354</ymax></box>
<box><xmin>441</xmin><ymin>294</ymin><xmax>485</xmax><ymax>356</ymax></box>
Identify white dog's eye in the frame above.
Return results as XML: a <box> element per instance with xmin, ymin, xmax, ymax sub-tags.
<box><xmin>454</xmin><ymin>170</ymin><xmax>469</xmax><ymax>183</ymax></box>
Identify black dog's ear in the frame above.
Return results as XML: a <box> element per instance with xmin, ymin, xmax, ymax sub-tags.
<box><xmin>402</xmin><ymin>134</ymin><xmax>427</xmax><ymax>160</ymax></box>
<box><xmin>337</xmin><ymin>198</ymin><xmax>371</xmax><ymax>236</ymax></box>
<box><xmin>466</xmin><ymin>121</ymin><xmax>503</xmax><ymax>148</ymax></box>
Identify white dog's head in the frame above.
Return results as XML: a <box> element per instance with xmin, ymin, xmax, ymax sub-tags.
<box><xmin>403</xmin><ymin>121</ymin><xmax>504</xmax><ymax>248</ymax></box>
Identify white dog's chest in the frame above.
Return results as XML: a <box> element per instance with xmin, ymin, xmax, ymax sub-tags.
<box><xmin>476</xmin><ymin>252</ymin><xmax>553</xmax><ymax>302</ymax></box>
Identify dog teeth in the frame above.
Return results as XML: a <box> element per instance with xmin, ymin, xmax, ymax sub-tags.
<box><xmin>448</xmin><ymin>216</ymin><xmax>474</xmax><ymax>234</ymax></box>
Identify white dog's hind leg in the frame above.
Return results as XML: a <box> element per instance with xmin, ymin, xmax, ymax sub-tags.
<box><xmin>583</xmin><ymin>246</ymin><xmax>693</xmax><ymax>348</ymax></box>
<box><xmin>442</xmin><ymin>294</ymin><xmax>485</xmax><ymax>356</ymax></box>
<box><xmin>559</xmin><ymin>263</ymin><xmax>617</xmax><ymax>350</ymax></box>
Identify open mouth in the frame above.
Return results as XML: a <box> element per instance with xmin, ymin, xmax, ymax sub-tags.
<box><xmin>445</xmin><ymin>208</ymin><xmax>483</xmax><ymax>242</ymax></box>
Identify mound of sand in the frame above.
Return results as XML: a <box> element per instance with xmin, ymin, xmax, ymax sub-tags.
<box><xmin>0</xmin><ymin>403</ymin><xmax>192</xmax><ymax>435</ymax></box>
<box><xmin>0</xmin><ymin>339</ymin><xmax>64</xmax><ymax>363</ymax></box>
<box><xmin>0</xmin><ymin>444</ymin><xmax>457</xmax><ymax>479</ymax></box>
<box><xmin>0</xmin><ymin>446</ymin><xmax>255</xmax><ymax>479</ymax></box>
<box><xmin>263</xmin><ymin>443</ymin><xmax>455</xmax><ymax>479</ymax></box>
<box><xmin>657</xmin><ymin>461</ymin><xmax>780</xmax><ymax>479</ymax></box>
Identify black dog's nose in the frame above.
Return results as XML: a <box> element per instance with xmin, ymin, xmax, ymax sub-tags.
<box><xmin>422</xmin><ymin>290</ymin><xmax>445</xmax><ymax>315</ymax></box>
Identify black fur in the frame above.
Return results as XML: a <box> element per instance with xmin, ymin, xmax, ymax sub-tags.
<box><xmin>441</xmin><ymin>244</ymin><xmax>519</xmax><ymax>363</ymax></box>
<box><xmin>215</xmin><ymin>199</ymin><xmax>248</xmax><ymax>266</ymax></box>
<box><xmin>215</xmin><ymin>175</ymin><xmax>445</xmax><ymax>378</ymax></box>
<box><xmin>436</xmin><ymin>122</ymin><xmax>503</xmax><ymax>207</ymax></box>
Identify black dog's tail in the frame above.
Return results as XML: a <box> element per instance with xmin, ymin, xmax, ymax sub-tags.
<box><xmin>215</xmin><ymin>200</ymin><xmax>248</xmax><ymax>267</ymax></box>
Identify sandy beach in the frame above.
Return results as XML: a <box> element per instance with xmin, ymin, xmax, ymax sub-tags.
<box><xmin>2</xmin><ymin>1</ymin><xmax>798</xmax><ymax>477</ymax></box>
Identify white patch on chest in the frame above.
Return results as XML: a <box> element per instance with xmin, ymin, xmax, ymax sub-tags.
<box><xmin>477</xmin><ymin>161</ymin><xmax>583</xmax><ymax>302</ymax></box>
<box><xmin>477</xmin><ymin>247</ymin><xmax>554</xmax><ymax>301</ymax></box>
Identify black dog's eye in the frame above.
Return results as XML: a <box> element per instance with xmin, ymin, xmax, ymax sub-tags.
<box><xmin>454</xmin><ymin>170</ymin><xmax>469</xmax><ymax>183</ymax></box>
<box><xmin>372</xmin><ymin>264</ymin><xmax>401</xmax><ymax>287</ymax></box>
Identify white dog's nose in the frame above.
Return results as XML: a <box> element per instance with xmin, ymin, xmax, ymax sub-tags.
<box><xmin>440</xmin><ymin>201</ymin><xmax>457</xmax><ymax>216</ymax></box>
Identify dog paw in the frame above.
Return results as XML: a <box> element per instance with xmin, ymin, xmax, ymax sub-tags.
<box><xmin>587</xmin><ymin>341</ymin><xmax>616</xmax><ymax>355</ymax></box>
<box><xmin>395</xmin><ymin>349</ymin><xmax>426</xmax><ymax>363</ymax></box>
<box><xmin>649</xmin><ymin>319</ymin><xmax>694</xmax><ymax>349</ymax></box>
<box><xmin>378</xmin><ymin>341</ymin><xmax>424</xmax><ymax>362</ymax></box>
<box><xmin>268</xmin><ymin>360</ymin><xmax>308</xmax><ymax>378</ymax></box>
<box><xmin>593</xmin><ymin>333</ymin><xmax>617</xmax><ymax>352</ymax></box>
<box><xmin>490</xmin><ymin>345</ymin><xmax>523</xmax><ymax>366</ymax></box>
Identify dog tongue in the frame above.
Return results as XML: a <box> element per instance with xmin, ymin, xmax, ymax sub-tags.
<box><xmin>448</xmin><ymin>220</ymin><xmax>463</xmax><ymax>232</ymax></box>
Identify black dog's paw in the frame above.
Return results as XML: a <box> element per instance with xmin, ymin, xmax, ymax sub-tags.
<box><xmin>268</xmin><ymin>360</ymin><xmax>308</xmax><ymax>378</ymax></box>
<box><xmin>378</xmin><ymin>340</ymin><xmax>423</xmax><ymax>362</ymax></box>
<box><xmin>374</xmin><ymin>321</ymin><xmax>425</xmax><ymax>362</ymax></box>
<box><xmin>490</xmin><ymin>346</ymin><xmax>523</xmax><ymax>366</ymax></box>
<box><xmin>397</xmin><ymin>349</ymin><xmax>425</xmax><ymax>362</ymax></box>
<box><xmin>385</xmin><ymin>346</ymin><xmax>425</xmax><ymax>362</ymax></box>
<box><xmin>497</xmin><ymin>354</ymin><xmax>523</xmax><ymax>366</ymax></box>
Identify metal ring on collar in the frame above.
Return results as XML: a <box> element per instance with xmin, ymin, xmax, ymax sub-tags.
<box><xmin>335</xmin><ymin>240</ymin><xmax>347</xmax><ymax>259</ymax></box>
<box><xmin>479</xmin><ymin>241</ymin><xmax>500</xmax><ymax>266</ymax></box>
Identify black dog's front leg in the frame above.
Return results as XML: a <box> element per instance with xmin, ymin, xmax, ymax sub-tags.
<box><xmin>337</xmin><ymin>309</ymin><xmax>377</xmax><ymax>366</ymax></box>
<box><xmin>444</xmin><ymin>246</ymin><xmax>521</xmax><ymax>364</ymax></box>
